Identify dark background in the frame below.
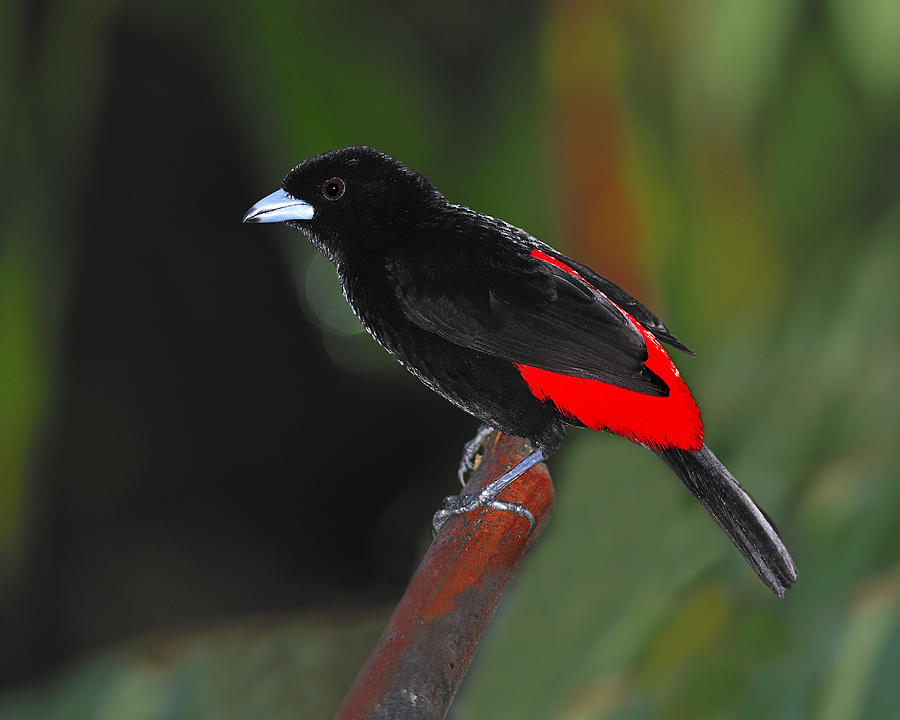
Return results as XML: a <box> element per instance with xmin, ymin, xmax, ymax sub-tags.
<box><xmin>2</xmin><ymin>1</ymin><xmax>900</xmax><ymax>718</ymax></box>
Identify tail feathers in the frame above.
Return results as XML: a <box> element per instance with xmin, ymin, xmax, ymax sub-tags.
<box><xmin>657</xmin><ymin>444</ymin><xmax>797</xmax><ymax>596</ymax></box>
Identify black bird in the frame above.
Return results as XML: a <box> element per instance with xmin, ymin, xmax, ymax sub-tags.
<box><xmin>244</xmin><ymin>146</ymin><xmax>797</xmax><ymax>596</ymax></box>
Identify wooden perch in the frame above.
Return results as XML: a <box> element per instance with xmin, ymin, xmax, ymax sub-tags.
<box><xmin>335</xmin><ymin>430</ymin><xmax>554</xmax><ymax>720</ymax></box>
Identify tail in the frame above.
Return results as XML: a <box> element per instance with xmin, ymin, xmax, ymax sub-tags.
<box><xmin>657</xmin><ymin>444</ymin><xmax>797</xmax><ymax>596</ymax></box>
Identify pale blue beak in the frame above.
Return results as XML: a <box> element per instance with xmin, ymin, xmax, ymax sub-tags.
<box><xmin>243</xmin><ymin>188</ymin><xmax>314</xmax><ymax>223</ymax></box>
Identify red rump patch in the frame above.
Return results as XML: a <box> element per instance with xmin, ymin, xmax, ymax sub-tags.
<box><xmin>517</xmin><ymin>249</ymin><xmax>703</xmax><ymax>451</ymax></box>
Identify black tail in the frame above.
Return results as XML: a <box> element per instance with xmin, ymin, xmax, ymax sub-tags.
<box><xmin>657</xmin><ymin>444</ymin><xmax>797</xmax><ymax>596</ymax></box>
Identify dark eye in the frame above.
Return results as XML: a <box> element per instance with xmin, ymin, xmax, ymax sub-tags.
<box><xmin>322</xmin><ymin>177</ymin><xmax>345</xmax><ymax>200</ymax></box>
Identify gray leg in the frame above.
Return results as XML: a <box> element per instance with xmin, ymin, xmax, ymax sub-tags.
<box><xmin>458</xmin><ymin>424</ymin><xmax>496</xmax><ymax>487</ymax></box>
<box><xmin>434</xmin><ymin>447</ymin><xmax>546</xmax><ymax>533</ymax></box>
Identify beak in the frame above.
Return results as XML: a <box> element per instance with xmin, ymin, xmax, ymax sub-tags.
<box><xmin>243</xmin><ymin>188</ymin><xmax>314</xmax><ymax>224</ymax></box>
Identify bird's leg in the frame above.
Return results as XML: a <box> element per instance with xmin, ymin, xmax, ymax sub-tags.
<box><xmin>434</xmin><ymin>447</ymin><xmax>546</xmax><ymax>533</ymax></box>
<box><xmin>457</xmin><ymin>424</ymin><xmax>496</xmax><ymax>486</ymax></box>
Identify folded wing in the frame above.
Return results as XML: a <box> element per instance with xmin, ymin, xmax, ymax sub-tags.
<box><xmin>389</xmin><ymin>245</ymin><xmax>669</xmax><ymax>396</ymax></box>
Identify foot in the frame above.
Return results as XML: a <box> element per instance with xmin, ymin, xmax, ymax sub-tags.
<box><xmin>457</xmin><ymin>424</ymin><xmax>495</xmax><ymax>487</ymax></box>
<box><xmin>433</xmin><ymin>492</ymin><xmax>535</xmax><ymax>533</ymax></box>
<box><xmin>434</xmin><ymin>446</ymin><xmax>546</xmax><ymax>534</ymax></box>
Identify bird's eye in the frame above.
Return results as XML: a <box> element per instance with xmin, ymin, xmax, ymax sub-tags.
<box><xmin>322</xmin><ymin>178</ymin><xmax>345</xmax><ymax>200</ymax></box>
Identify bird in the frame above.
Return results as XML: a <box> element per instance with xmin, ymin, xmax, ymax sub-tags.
<box><xmin>243</xmin><ymin>146</ymin><xmax>797</xmax><ymax>596</ymax></box>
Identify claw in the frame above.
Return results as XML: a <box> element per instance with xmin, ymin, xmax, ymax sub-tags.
<box><xmin>457</xmin><ymin>424</ymin><xmax>495</xmax><ymax>487</ymax></box>
<box><xmin>488</xmin><ymin>500</ymin><xmax>535</xmax><ymax>532</ymax></box>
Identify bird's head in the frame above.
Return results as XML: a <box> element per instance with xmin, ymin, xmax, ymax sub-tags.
<box><xmin>243</xmin><ymin>146</ymin><xmax>443</xmax><ymax>262</ymax></box>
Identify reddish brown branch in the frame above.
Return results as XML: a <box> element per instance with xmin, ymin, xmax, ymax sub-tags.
<box><xmin>335</xmin><ymin>431</ymin><xmax>554</xmax><ymax>720</ymax></box>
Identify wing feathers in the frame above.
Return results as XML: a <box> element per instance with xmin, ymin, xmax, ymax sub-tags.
<box><xmin>390</xmin><ymin>245</ymin><xmax>669</xmax><ymax>396</ymax></box>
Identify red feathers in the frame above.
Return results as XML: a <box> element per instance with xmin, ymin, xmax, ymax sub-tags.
<box><xmin>516</xmin><ymin>250</ymin><xmax>703</xmax><ymax>451</ymax></box>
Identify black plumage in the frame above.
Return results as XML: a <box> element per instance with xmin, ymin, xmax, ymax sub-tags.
<box><xmin>244</xmin><ymin>146</ymin><xmax>797</xmax><ymax>595</ymax></box>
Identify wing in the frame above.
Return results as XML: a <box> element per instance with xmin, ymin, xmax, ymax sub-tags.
<box><xmin>388</xmin><ymin>244</ymin><xmax>670</xmax><ymax>396</ymax></box>
<box><xmin>536</xmin><ymin>246</ymin><xmax>695</xmax><ymax>355</ymax></box>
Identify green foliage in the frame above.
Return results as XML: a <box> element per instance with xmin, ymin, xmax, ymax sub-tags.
<box><xmin>456</xmin><ymin>211</ymin><xmax>900</xmax><ymax>719</ymax></box>
<box><xmin>0</xmin><ymin>228</ymin><xmax>43</xmax><ymax>565</ymax></box>
<box><xmin>0</xmin><ymin>612</ymin><xmax>387</xmax><ymax>720</ymax></box>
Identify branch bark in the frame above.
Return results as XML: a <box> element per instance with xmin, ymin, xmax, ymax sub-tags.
<box><xmin>335</xmin><ymin>430</ymin><xmax>554</xmax><ymax>720</ymax></box>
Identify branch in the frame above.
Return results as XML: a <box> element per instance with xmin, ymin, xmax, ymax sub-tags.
<box><xmin>335</xmin><ymin>430</ymin><xmax>554</xmax><ymax>720</ymax></box>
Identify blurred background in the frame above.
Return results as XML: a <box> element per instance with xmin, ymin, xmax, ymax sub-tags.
<box><xmin>2</xmin><ymin>0</ymin><xmax>899</xmax><ymax>717</ymax></box>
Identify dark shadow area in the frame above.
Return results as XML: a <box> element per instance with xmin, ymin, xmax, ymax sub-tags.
<box><xmin>3</xmin><ymin>22</ymin><xmax>470</xmax><ymax>691</ymax></box>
